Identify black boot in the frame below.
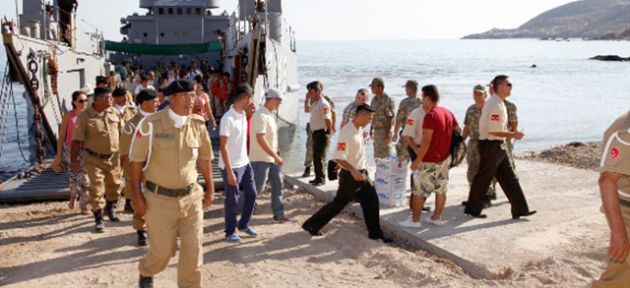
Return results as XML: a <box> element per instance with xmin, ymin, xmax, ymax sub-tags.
<box><xmin>139</xmin><ymin>275</ymin><xmax>153</xmax><ymax>288</ymax></box>
<box><xmin>302</xmin><ymin>166</ymin><xmax>311</xmax><ymax>178</ymax></box>
<box><xmin>137</xmin><ymin>230</ymin><xmax>148</xmax><ymax>247</ymax></box>
<box><xmin>124</xmin><ymin>199</ymin><xmax>134</xmax><ymax>214</ymax></box>
<box><xmin>93</xmin><ymin>210</ymin><xmax>105</xmax><ymax>233</ymax></box>
<box><xmin>105</xmin><ymin>201</ymin><xmax>120</xmax><ymax>222</ymax></box>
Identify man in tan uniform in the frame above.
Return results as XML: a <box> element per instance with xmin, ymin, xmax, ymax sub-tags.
<box><xmin>119</xmin><ymin>89</ymin><xmax>158</xmax><ymax>246</ymax></box>
<box><xmin>130</xmin><ymin>80</ymin><xmax>215</xmax><ymax>288</ymax></box>
<box><xmin>112</xmin><ymin>87</ymin><xmax>138</xmax><ymax>213</ymax></box>
<box><xmin>593</xmin><ymin>111</ymin><xmax>630</xmax><ymax>288</ymax></box>
<box><xmin>71</xmin><ymin>87</ymin><xmax>123</xmax><ymax>233</ymax></box>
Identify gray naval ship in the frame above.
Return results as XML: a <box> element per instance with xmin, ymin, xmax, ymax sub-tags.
<box><xmin>0</xmin><ymin>0</ymin><xmax>299</xmax><ymax>202</ymax></box>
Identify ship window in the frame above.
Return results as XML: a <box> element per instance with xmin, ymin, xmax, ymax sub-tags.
<box><xmin>143</xmin><ymin>33</ymin><xmax>148</xmax><ymax>37</ymax></box>
<box><xmin>168</xmin><ymin>8</ymin><xmax>173</xmax><ymax>14</ymax></box>
<box><xmin>158</xmin><ymin>8</ymin><xmax>164</xmax><ymax>15</ymax></box>
<box><xmin>160</xmin><ymin>32</ymin><xmax>165</xmax><ymax>37</ymax></box>
<box><xmin>196</xmin><ymin>8</ymin><xmax>201</xmax><ymax>15</ymax></box>
<box><xmin>186</xmin><ymin>8</ymin><xmax>191</xmax><ymax>15</ymax></box>
<box><xmin>177</xmin><ymin>8</ymin><xmax>183</xmax><ymax>15</ymax></box>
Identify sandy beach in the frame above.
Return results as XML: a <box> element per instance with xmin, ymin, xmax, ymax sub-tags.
<box><xmin>0</xmin><ymin>142</ymin><xmax>608</xmax><ymax>287</ymax></box>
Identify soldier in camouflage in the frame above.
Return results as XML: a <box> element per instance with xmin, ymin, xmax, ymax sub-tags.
<box><xmin>369</xmin><ymin>77</ymin><xmax>395</xmax><ymax>160</ymax></box>
<box><xmin>505</xmin><ymin>99</ymin><xmax>518</xmax><ymax>169</ymax></box>
<box><xmin>393</xmin><ymin>80</ymin><xmax>422</xmax><ymax>160</ymax></box>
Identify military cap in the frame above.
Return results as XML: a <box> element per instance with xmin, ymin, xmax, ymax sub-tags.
<box><xmin>402</xmin><ymin>80</ymin><xmax>418</xmax><ymax>88</ymax></box>
<box><xmin>136</xmin><ymin>89</ymin><xmax>158</xmax><ymax>105</ymax></box>
<box><xmin>164</xmin><ymin>80</ymin><xmax>195</xmax><ymax>96</ymax></box>
<box><xmin>473</xmin><ymin>84</ymin><xmax>487</xmax><ymax>94</ymax></box>
<box><xmin>369</xmin><ymin>77</ymin><xmax>384</xmax><ymax>88</ymax></box>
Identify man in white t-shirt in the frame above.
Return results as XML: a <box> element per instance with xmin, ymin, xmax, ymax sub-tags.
<box><xmin>220</xmin><ymin>83</ymin><xmax>258</xmax><ymax>242</ymax></box>
<box><xmin>249</xmin><ymin>88</ymin><xmax>289</xmax><ymax>223</ymax></box>
<box><xmin>134</xmin><ymin>75</ymin><xmax>156</xmax><ymax>97</ymax></box>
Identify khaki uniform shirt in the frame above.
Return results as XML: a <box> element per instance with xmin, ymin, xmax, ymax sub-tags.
<box><xmin>72</xmin><ymin>106</ymin><xmax>122</xmax><ymax>155</ymax></box>
<box><xmin>309</xmin><ymin>97</ymin><xmax>332</xmax><ymax>132</ymax></box>
<box><xmin>333</xmin><ymin>122</ymin><xmax>367</xmax><ymax>171</ymax></box>
<box><xmin>464</xmin><ymin>104</ymin><xmax>483</xmax><ymax>140</ymax></box>
<box><xmin>119</xmin><ymin>113</ymin><xmax>145</xmax><ymax>157</ymax></box>
<box><xmin>370</xmin><ymin>92</ymin><xmax>395</xmax><ymax>129</ymax></box>
<box><xmin>600</xmin><ymin>111</ymin><xmax>630</xmax><ymax>201</ymax></box>
<box><xmin>129</xmin><ymin>108</ymin><xmax>213</xmax><ymax>189</ymax></box>
<box><xmin>479</xmin><ymin>95</ymin><xmax>508</xmax><ymax>141</ymax></box>
<box><xmin>118</xmin><ymin>105</ymin><xmax>138</xmax><ymax>126</ymax></box>
<box><xmin>396</xmin><ymin>95</ymin><xmax>422</xmax><ymax>130</ymax></box>
<box><xmin>402</xmin><ymin>107</ymin><xmax>426</xmax><ymax>145</ymax></box>
<box><xmin>249</xmin><ymin>106</ymin><xmax>278</xmax><ymax>163</ymax></box>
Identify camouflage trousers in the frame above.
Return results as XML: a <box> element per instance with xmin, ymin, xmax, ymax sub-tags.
<box><xmin>466</xmin><ymin>139</ymin><xmax>496</xmax><ymax>196</ymax></box>
<box><xmin>63</xmin><ymin>145</ymin><xmax>90</xmax><ymax>210</ymax></box>
<box><xmin>395</xmin><ymin>131</ymin><xmax>409</xmax><ymax>159</ymax></box>
<box><xmin>373</xmin><ymin>128</ymin><xmax>392</xmax><ymax>159</ymax></box>
<box><xmin>412</xmin><ymin>157</ymin><xmax>451</xmax><ymax>198</ymax></box>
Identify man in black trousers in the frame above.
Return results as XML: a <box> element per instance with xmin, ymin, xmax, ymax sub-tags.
<box><xmin>464</xmin><ymin>75</ymin><xmax>536</xmax><ymax>219</ymax></box>
<box><xmin>302</xmin><ymin>104</ymin><xmax>393</xmax><ymax>243</ymax></box>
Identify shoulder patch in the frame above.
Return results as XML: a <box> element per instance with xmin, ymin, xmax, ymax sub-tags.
<box><xmin>337</xmin><ymin>143</ymin><xmax>346</xmax><ymax>152</ymax></box>
<box><xmin>407</xmin><ymin>118</ymin><xmax>414</xmax><ymax>126</ymax></box>
<box><xmin>491</xmin><ymin>114</ymin><xmax>500</xmax><ymax>121</ymax></box>
<box><xmin>610</xmin><ymin>147</ymin><xmax>620</xmax><ymax>159</ymax></box>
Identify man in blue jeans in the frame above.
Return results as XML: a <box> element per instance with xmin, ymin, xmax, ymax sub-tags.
<box><xmin>219</xmin><ymin>83</ymin><xmax>258</xmax><ymax>242</ymax></box>
<box><xmin>249</xmin><ymin>88</ymin><xmax>290</xmax><ymax>223</ymax></box>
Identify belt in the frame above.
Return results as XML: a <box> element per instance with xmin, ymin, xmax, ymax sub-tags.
<box><xmin>85</xmin><ymin>149</ymin><xmax>113</xmax><ymax>160</ymax></box>
<box><xmin>145</xmin><ymin>181</ymin><xmax>195</xmax><ymax>198</ymax></box>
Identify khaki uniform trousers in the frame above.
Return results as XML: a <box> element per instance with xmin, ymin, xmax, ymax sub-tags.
<box><xmin>139</xmin><ymin>185</ymin><xmax>204</xmax><ymax>288</ymax></box>
<box><xmin>122</xmin><ymin>161</ymin><xmax>146</xmax><ymax>230</ymax></box>
<box><xmin>373</xmin><ymin>128</ymin><xmax>392</xmax><ymax>159</ymax></box>
<box><xmin>84</xmin><ymin>154</ymin><xmax>122</xmax><ymax>211</ymax></box>
<box><xmin>593</xmin><ymin>204</ymin><xmax>630</xmax><ymax>288</ymax></box>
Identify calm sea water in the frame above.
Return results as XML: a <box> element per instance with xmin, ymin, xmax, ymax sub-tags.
<box><xmin>2</xmin><ymin>39</ymin><xmax>630</xmax><ymax>179</ymax></box>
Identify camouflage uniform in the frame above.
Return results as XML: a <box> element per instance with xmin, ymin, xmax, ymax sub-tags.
<box><xmin>464</xmin><ymin>104</ymin><xmax>496</xmax><ymax>196</ymax></box>
<box><xmin>341</xmin><ymin>102</ymin><xmax>359</xmax><ymax>126</ymax></box>
<box><xmin>305</xmin><ymin>95</ymin><xmax>335</xmax><ymax>167</ymax></box>
<box><xmin>370</xmin><ymin>92</ymin><xmax>395</xmax><ymax>159</ymax></box>
<box><xmin>505</xmin><ymin>99</ymin><xmax>518</xmax><ymax>168</ymax></box>
<box><xmin>395</xmin><ymin>95</ymin><xmax>421</xmax><ymax>158</ymax></box>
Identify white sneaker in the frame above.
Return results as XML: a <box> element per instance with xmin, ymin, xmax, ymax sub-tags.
<box><xmin>398</xmin><ymin>217</ymin><xmax>422</xmax><ymax>228</ymax></box>
<box><xmin>424</xmin><ymin>217</ymin><xmax>446</xmax><ymax>226</ymax></box>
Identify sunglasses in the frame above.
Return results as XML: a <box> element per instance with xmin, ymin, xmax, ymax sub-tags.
<box><xmin>77</xmin><ymin>99</ymin><xmax>88</xmax><ymax>103</ymax></box>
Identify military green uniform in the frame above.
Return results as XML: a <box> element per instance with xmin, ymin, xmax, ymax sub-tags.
<box><xmin>119</xmin><ymin>113</ymin><xmax>146</xmax><ymax>232</ymax></box>
<box><xmin>370</xmin><ymin>92</ymin><xmax>395</xmax><ymax>159</ymax></box>
<box><xmin>304</xmin><ymin>95</ymin><xmax>335</xmax><ymax>168</ymax></box>
<box><xmin>72</xmin><ymin>106</ymin><xmax>123</xmax><ymax>211</ymax></box>
<box><xmin>464</xmin><ymin>104</ymin><xmax>496</xmax><ymax>196</ymax></box>
<box><xmin>593</xmin><ymin>111</ymin><xmax>630</xmax><ymax>288</ymax></box>
<box><xmin>130</xmin><ymin>108</ymin><xmax>213</xmax><ymax>288</ymax></box>
<box><xmin>395</xmin><ymin>95</ymin><xmax>421</xmax><ymax>158</ymax></box>
<box><xmin>504</xmin><ymin>99</ymin><xmax>518</xmax><ymax>168</ymax></box>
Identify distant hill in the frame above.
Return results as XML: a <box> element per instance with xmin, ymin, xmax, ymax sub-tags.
<box><xmin>463</xmin><ymin>0</ymin><xmax>630</xmax><ymax>40</ymax></box>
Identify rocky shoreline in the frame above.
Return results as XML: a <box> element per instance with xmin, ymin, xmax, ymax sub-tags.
<box><xmin>519</xmin><ymin>141</ymin><xmax>601</xmax><ymax>171</ymax></box>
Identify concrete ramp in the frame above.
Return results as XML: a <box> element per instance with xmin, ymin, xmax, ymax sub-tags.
<box><xmin>285</xmin><ymin>160</ymin><xmax>607</xmax><ymax>279</ymax></box>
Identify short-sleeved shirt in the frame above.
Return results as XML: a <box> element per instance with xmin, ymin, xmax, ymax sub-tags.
<box><xmin>134</xmin><ymin>85</ymin><xmax>155</xmax><ymax>96</ymax></box>
<box><xmin>370</xmin><ymin>92</ymin><xmax>395</xmax><ymax>129</ymax></box>
<box><xmin>402</xmin><ymin>107</ymin><xmax>426</xmax><ymax>145</ymax></box>
<box><xmin>129</xmin><ymin>108</ymin><xmax>213</xmax><ymax>189</ymax></box>
<box><xmin>333</xmin><ymin>122</ymin><xmax>367</xmax><ymax>170</ymax></box>
<box><xmin>600</xmin><ymin>111</ymin><xmax>630</xmax><ymax>201</ymax></box>
<box><xmin>422</xmin><ymin>106</ymin><xmax>458</xmax><ymax>163</ymax></box>
<box><xmin>479</xmin><ymin>95</ymin><xmax>508</xmax><ymax>141</ymax></box>
<box><xmin>193</xmin><ymin>92</ymin><xmax>211</xmax><ymax>121</ymax></box>
<box><xmin>249</xmin><ymin>106</ymin><xmax>277</xmax><ymax>163</ymax></box>
<box><xmin>504</xmin><ymin>99</ymin><xmax>518</xmax><ymax>131</ymax></box>
<box><xmin>464</xmin><ymin>104</ymin><xmax>483</xmax><ymax>140</ymax></box>
<box><xmin>341</xmin><ymin>102</ymin><xmax>359</xmax><ymax>126</ymax></box>
<box><xmin>309</xmin><ymin>97</ymin><xmax>332</xmax><ymax>131</ymax></box>
<box><xmin>72</xmin><ymin>106</ymin><xmax>122</xmax><ymax>155</ymax></box>
<box><xmin>119</xmin><ymin>113</ymin><xmax>144</xmax><ymax>157</ymax></box>
<box><xmin>219</xmin><ymin>106</ymin><xmax>249</xmax><ymax>169</ymax></box>
<box><xmin>396</xmin><ymin>95</ymin><xmax>422</xmax><ymax>130</ymax></box>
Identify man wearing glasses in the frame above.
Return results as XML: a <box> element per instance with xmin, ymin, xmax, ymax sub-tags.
<box><xmin>464</xmin><ymin>75</ymin><xmax>536</xmax><ymax>219</ymax></box>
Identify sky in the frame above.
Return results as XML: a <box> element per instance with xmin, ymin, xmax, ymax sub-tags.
<box><xmin>1</xmin><ymin>0</ymin><xmax>576</xmax><ymax>41</ymax></box>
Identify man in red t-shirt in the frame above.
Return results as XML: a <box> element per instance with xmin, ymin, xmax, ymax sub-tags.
<box><xmin>399</xmin><ymin>85</ymin><xmax>461</xmax><ymax>228</ymax></box>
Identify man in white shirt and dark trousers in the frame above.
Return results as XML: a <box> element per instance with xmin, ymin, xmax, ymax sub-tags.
<box><xmin>249</xmin><ymin>88</ymin><xmax>290</xmax><ymax>223</ymax></box>
<box><xmin>302</xmin><ymin>104</ymin><xmax>393</xmax><ymax>243</ymax></box>
<box><xmin>305</xmin><ymin>81</ymin><xmax>333</xmax><ymax>186</ymax></box>
<box><xmin>220</xmin><ymin>83</ymin><xmax>258</xmax><ymax>242</ymax></box>
<box><xmin>464</xmin><ymin>75</ymin><xmax>536</xmax><ymax>219</ymax></box>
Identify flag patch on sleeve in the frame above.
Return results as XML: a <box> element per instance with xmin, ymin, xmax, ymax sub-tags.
<box><xmin>406</xmin><ymin>119</ymin><xmax>414</xmax><ymax>126</ymax></box>
<box><xmin>337</xmin><ymin>143</ymin><xmax>346</xmax><ymax>151</ymax></box>
<box><xmin>491</xmin><ymin>114</ymin><xmax>500</xmax><ymax>121</ymax></box>
<box><xmin>610</xmin><ymin>147</ymin><xmax>620</xmax><ymax>159</ymax></box>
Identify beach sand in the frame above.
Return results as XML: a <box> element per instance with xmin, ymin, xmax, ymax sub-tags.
<box><xmin>0</xmin><ymin>142</ymin><xmax>608</xmax><ymax>287</ymax></box>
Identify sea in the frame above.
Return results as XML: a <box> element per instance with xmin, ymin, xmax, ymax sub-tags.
<box><xmin>1</xmin><ymin>39</ymin><xmax>630</xmax><ymax>180</ymax></box>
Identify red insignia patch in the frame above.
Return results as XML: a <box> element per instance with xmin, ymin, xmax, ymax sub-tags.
<box><xmin>337</xmin><ymin>143</ymin><xmax>346</xmax><ymax>152</ymax></box>
<box><xmin>136</xmin><ymin>131</ymin><xmax>142</xmax><ymax>139</ymax></box>
<box><xmin>610</xmin><ymin>147</ymin><xmax>620</xmax><ymax>159</ymax></box>
<box><xmin>406</xmin><ymin>119</ymin><xmax>414</xmax><ymax>126</ymax></box>
<box><xmin>491</xmin><ymin>114</ymin><xmax>500</xmax><ymax>121</ymax></box>
<box><xmin>323</xmin><ymin>107</ymin><xmax>330</xmax><ymax>114</ymax></box>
